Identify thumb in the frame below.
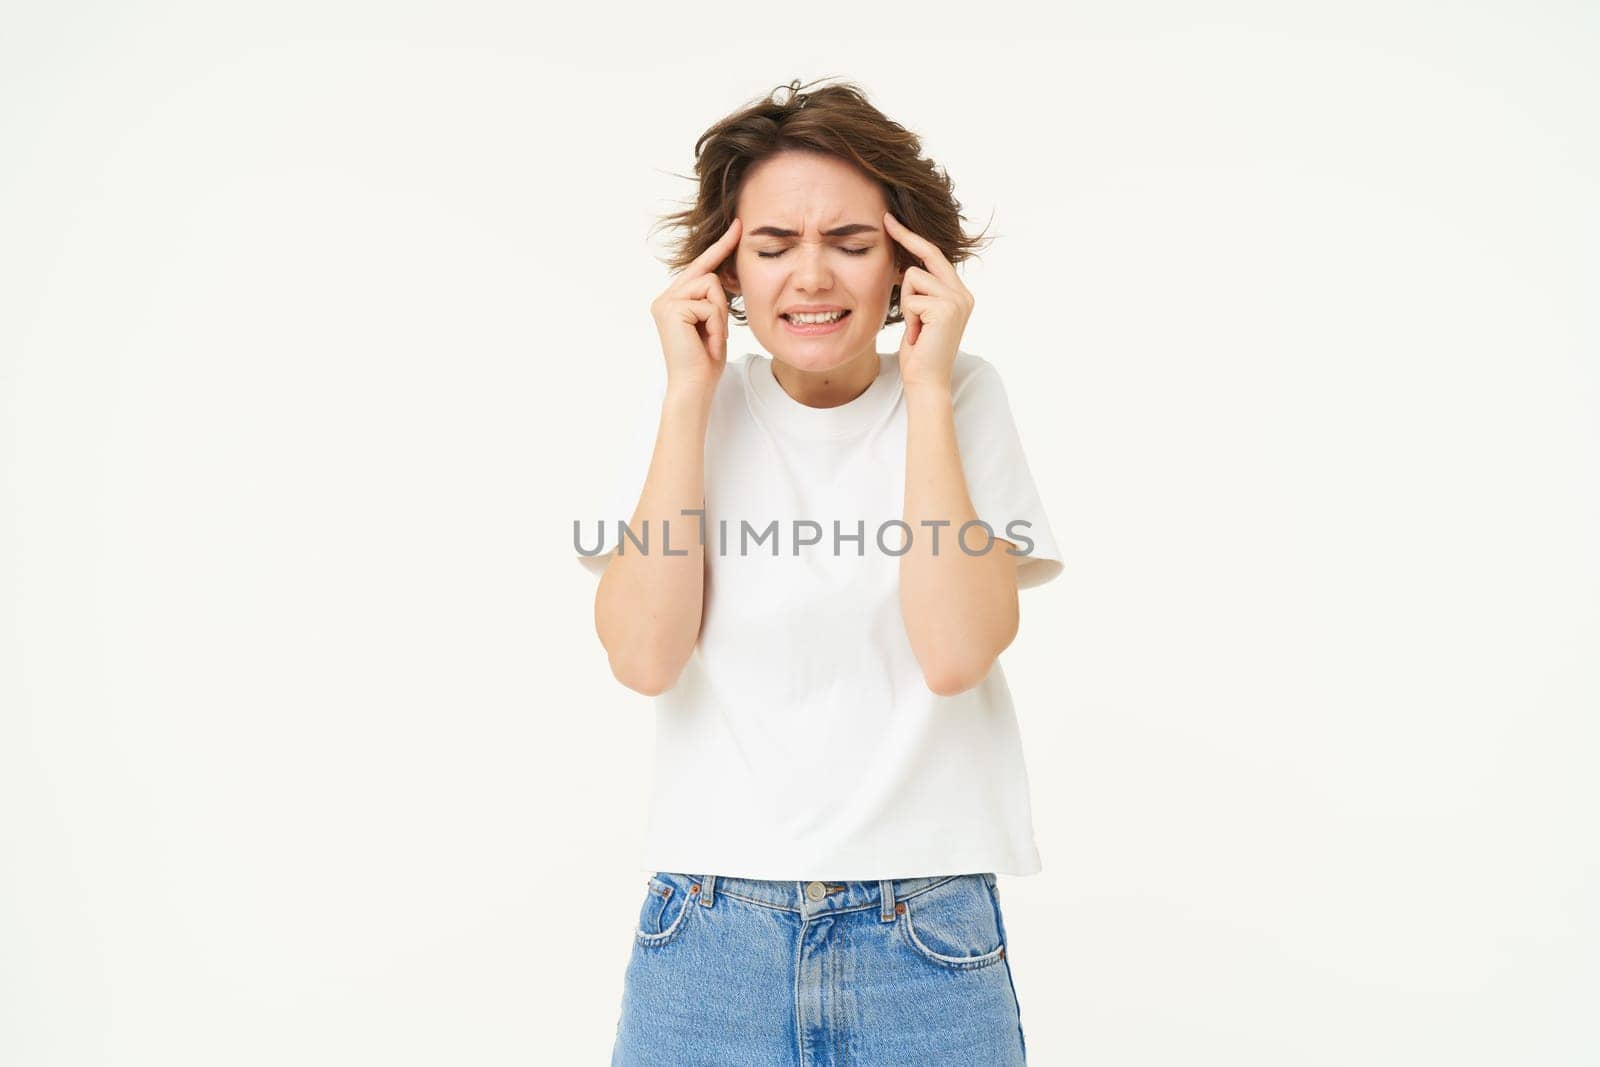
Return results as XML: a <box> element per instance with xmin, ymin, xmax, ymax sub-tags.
<box><xmin>707</xmin><ymin>303</ymin><xmax>729</xmax><ymax>364</ymax></box>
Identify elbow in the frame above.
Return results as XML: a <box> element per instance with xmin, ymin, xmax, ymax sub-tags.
<box><xmin>620</xmin><ymin>673</ymin><xmax>675</xmax><ymax>697</ymax></box>
<box><xmin>921</xmin><ymin>653</ymin><xmax>998</xmax><ymax>697</ymax></box>
<box><xmin>609</xmin><ymin>659</ymin><xmax>678</xmax><ymax>697</ymax></box>
<box><xmin>604</xmin><ymin>643</ymin><xmax>686</xmax><ymax>697</ymax></box>
<box><xmin>594</xmin><ymin>581</ymin><xmax>690</xmax><ymax>696</ymax></box>
<box><xmin>910</xmin><ymin>585</ymin><xmax>1018</xmax><ymax>697</ymax></box>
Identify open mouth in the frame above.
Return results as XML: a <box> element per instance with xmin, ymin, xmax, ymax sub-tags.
<box><xmin>780</xmin><ymin>310</ymin><xmax>851</xmax><ymax>333</ymax></box>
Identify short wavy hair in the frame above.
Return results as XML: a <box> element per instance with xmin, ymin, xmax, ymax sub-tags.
<box><xmin>649</xmin><ymin>77</ymin><xmax>993</xmax><ymax>328</ymax></box>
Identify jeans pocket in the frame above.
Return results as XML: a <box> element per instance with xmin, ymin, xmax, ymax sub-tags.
<box><xmin>897</xmin><ymin>874</ymin><xmax>1007</xmax><ymax>971</ymax></box>
<box><xmin>634</xmin><ymin>873</ymin><xmax>695</xmax><ymax>947</ymax></box>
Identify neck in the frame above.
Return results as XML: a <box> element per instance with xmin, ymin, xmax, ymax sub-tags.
<box><xmin>770</xmin><ymin>348</ymin><xmax>883</xmax><ymax>409</ymax></box>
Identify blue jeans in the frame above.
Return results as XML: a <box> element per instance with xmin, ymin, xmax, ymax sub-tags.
<box><xmin>611</xmin><ymin>871</ymin><xmax>1027</xmax><ymax>1066</ymax></box>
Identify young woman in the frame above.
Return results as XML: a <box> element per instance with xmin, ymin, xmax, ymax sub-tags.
<box><xmin>577</xmin><ymin>78</ymin><xmax>1063</xmax><ymax>1066</ymax></box>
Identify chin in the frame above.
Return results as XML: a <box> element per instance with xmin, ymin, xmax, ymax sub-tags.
<box><xmin>763</xmin><ymin>325</ymin><xmax>871</xmax><ymax>369</ymax></box>
<box><xmin>774</xmin><ymin>345</ymin><xmax>860</xmax><ymax>373</ymax></box>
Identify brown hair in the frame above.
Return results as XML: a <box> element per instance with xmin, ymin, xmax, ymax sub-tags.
<box><xmin>649</xmin><ymin>77</ymin><xmax>994</xmax><ymax>328</ymax></box>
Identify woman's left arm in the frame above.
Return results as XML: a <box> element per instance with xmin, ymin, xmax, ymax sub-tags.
<box><xmin>901</xmin><ymin>380</ymin><xmax>1020</xmax><ymax>696</ymax></box>
<box><xmin>884</xmin><ymin>211</ymin><xmax>1018</xmax><ymax>696</ymax></box>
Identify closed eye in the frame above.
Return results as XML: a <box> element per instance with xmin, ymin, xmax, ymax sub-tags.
<box><xmin>757</xmin><ymin>247</ymin><xmax>872</xmax><ymax>259</ymax></box>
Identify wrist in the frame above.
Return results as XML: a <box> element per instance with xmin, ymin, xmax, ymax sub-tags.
<box><xmin>663</xmin><ymin>381</ymin><xmax>717</xmax><ymax>410</ymax></box>
<box><xmin>903</xmin><ymin>379</ymin><xmax>954</xmax><ymax>407</ymax></box>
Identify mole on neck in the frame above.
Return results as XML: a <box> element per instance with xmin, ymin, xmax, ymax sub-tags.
<box><xmin>773</xmin><ymin>352</ymin><xmax>881</xmax><ymax>409</ymax></box>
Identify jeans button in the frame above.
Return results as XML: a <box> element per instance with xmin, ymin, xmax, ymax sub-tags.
<box><xmin>805</xmin><ymin>880</ymin><xmax>826</xmax><ymax>901</ymax></box>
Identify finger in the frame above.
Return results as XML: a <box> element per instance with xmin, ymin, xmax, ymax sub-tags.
<box><xmin>697</xmin><ymin>269</ymin><xmax>730</xmax><ymax>315</ymax></box>
<box><xmin>690</xmin><ymin>296</ymin><xmax>728</xmax><ymax>363</ymax></box>
<box><xmin>899</xmin><ymin>291</ymin><xmax>937</xmax><ymax>320</ymax></box>
<box><xmin>900</xmin><ymin>291</ymin><xmax>944</xmax><ymax>349</ymax></box>
<box><xmin>692</xmin><ymin>273</ymin><xmax>729</xmax><ymax>326</ymax></box>
<box><xmin>678</xmin><ymin>298</ymin><xmax>718</xmax><ymax>327</ymax></box>
<box><xmin>883</xmin><ymin>211</ymin><xmax>960</xmax><ymax>289</ymax></box>
<box><xmin>668</xmin><ymin>219</ymin><xmax>741</xmax><ymax>301</ymax></box>
<box><xmin>902</xmin><ymin>300</ymin><xmax>921</xmax><ymax>347</ymax></box>
<box><xmin>704</xmin><ymin>273</ymin><xmax>732</xmax><ymax>364</ymax></box>
<box><xmin>899</xmin><ymin>264</ymin><xmax>950</xmax><ymax>301</ymax></box>
<box><xmin>704</xmin><ymin>298</ymin><xmax>728</xmax><ymax>363</ymax></box>
<box><xmin>685</xmin><ymin>216</ymin><xmax>743</xmax><ymax>278</ymax></box>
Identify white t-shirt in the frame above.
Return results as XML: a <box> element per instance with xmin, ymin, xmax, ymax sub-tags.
<box><xmin>576</xmin><ymin>349</ymin><xmax>1063</xmax><ymax>880</ymax></box>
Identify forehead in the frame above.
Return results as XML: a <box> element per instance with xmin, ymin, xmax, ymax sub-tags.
<box><xmin>738</xmin><ymin>151</ymin><xmax>885</xmax><ymax>227</ymax></box>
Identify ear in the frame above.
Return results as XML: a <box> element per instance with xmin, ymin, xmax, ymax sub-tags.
<box><xmin>718</xmin><ymin>265</ymin><xmax>741</xmax><ymax>296</ymax></box>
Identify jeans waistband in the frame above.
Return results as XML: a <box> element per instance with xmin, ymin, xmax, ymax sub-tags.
<box><xmin>680</xmin><ymin>871</ymin><xmax>998</xmax><ymax>921</ymax></box>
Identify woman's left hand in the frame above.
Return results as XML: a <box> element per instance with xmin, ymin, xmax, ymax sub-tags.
<box><xmin>884</xmin><ymin>210</ymin><xmax>974</xmax><ymax>392</ymax></box>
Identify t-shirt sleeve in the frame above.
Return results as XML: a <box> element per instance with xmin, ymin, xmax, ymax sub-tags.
<box><xmin>950</xmin><ymin>358</ymin><xmax>1064</xmax><ymax>590</ymax></box>
<box><xmin>575</xmin><ymin>376</ymin><xmax>666</xmax><ymax>578</ymax></box>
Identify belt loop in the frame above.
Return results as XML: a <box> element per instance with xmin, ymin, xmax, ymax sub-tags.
<box><xmin>879</xmin><ymin>879</ymin><xmax>896</xmax><ymax>922</ymax></box>
<box><xmin>699</xmin><ymin>874</ymin><xmax>716</xmax><ymax>907</ymax></box>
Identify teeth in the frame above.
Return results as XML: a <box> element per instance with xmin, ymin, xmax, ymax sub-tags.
<box><xmin>787</xmin><ymin>310</ymin><xmax>845</xmax><ymax>324</ymax></box>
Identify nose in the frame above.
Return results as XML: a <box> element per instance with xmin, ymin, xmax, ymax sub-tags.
<box><xmin>792</xmin><ymin>243</ymin><xmax>832</xmax><ymax>292</ymax></box>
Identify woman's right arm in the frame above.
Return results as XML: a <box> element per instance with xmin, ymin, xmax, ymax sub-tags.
<box><xmin>593</xmin><ymin>216</ymin><xmax>742</xmax><ymax>695</ymax></box>
<box><xmin>593</xmin><ymin>383</ymin><xmax>715</xmax><ymax>695</ymax></box>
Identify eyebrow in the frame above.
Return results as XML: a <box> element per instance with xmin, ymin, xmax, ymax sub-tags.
<box><xmin>748</xmin><ymin>223</ymin><xmax>880</xmax><ymax>238</ymax></box>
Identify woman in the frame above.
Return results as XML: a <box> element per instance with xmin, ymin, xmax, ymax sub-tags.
<box><xmin>577</xmin><ymin>78</ymin><xmax>1063</xmax><ymax>1066</ymax></box>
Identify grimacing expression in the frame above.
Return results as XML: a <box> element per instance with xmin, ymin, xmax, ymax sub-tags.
<box><xmin>722</xmin><ymin>151</ymin><xmax>903</xmax><ymax>372</ymax></box>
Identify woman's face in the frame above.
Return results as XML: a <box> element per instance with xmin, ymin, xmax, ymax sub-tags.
<box><xmin>722</xmin><ymin>150</ymin><xmax>902</xmax><ymax>376</ymax></box>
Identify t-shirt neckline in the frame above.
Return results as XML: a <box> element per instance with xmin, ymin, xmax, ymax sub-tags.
<box><xmin>745</xmin><ymin>351</ymin><xmax>905</xmax><ymax>440</ymax></box>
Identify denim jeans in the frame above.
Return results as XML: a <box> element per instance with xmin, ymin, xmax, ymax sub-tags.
<box><xmin>610</xmin><ymin>871</ymin><xmax>1027</xmax><ymax>1066</ymax></box>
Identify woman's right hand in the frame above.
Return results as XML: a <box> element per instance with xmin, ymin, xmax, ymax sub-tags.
<box><xmin>650</xmin><ymin>217</ymin><xmax>742</xmax><ymax>394</ymax></box>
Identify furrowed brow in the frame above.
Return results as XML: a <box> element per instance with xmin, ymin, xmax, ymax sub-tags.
<box><xmin>749</xmin><ymin>223</ymin><xmax>880</xmax><ymax>238</ymax></box>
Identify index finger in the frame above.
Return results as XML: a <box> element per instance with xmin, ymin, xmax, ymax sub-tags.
<box><xmin>883</xmin><ymin>211</ymin><xmax>959</xmax><ymax>287</ymax></box>
<box><xmin>688</xmin><ymin>216</ymin><xmax>743</xmax><ymax>276</ymax></box>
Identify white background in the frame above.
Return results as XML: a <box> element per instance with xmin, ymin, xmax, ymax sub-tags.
<box><xmin>4</xmin><ymin>4</ymin><xmax>1597</xmax><ymax>1065</ymax></box>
